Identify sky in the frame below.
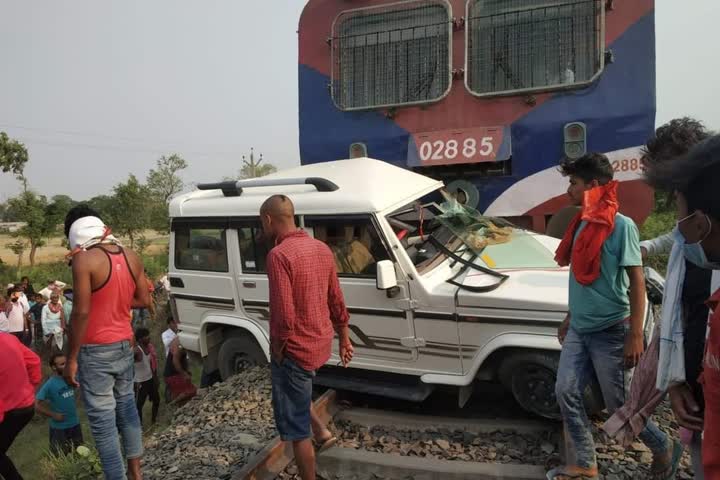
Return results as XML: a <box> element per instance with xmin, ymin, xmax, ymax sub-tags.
<box><xmin>0</xmin><ymin>0</ymin><xmax>718</xmax><ymax>202</ymax></box>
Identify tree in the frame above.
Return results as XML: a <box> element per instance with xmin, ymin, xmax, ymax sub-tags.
<box><xmin>146</xmin><ymin>154</ymin><xmax>188</xmax><ymax>204</ymax></box>
<box><xmin>107</xmin><ymin>175</ymin><xmax>151</xmax><ymax>249</ymax></box>
<box><xmin>7</xmin><ymin>240</ymin><xmax>26</xmax><ymax>269</ymax></box>
<box><xmin>6</xmin><ymin>190</ymin><xmax>54</xmax><ymax>266</ymax></box>
<box><xmin>50</xmin><ymin>195</ymin><xmax>77</xmax><ymax>222</ymax></box>
<box><xmin>0</xmin><ymin>132</ymin><xmax>28</xmax><ymax>177</ymax></box>
<box><xmin>146</xmin><ymin>154</ymin><xmax>188</xmax><ymax>232</ymax></box>
<box><xmin>239</xmin><ymin>148</ymin><xmax>276</xmax><ymax>179</ymax></box>
<box><xmin>86</xmin><ymin>195</ymin><xmax>114</xmax><ymax>220</ymax></box>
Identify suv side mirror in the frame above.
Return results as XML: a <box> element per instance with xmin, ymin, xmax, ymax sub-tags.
<box><xmin>376</xmin><ymin>260</ymin><xmax>398</xmax><ymax>291</ymax></box>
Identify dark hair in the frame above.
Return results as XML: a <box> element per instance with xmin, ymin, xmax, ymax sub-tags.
<box><xmin>135</xmin><ymin>327</ymin><xmax>150</xmax><ymax>341</ymax></box>
<box><xmin>63</xmin><ymin>288</ymin><xmax>73</xmax><ymax>295</ymax></box>
<box><xmin>21</xmin><ymin>276</ymin><xmax>29</xmax><ymax>282</ymax></box>
<box><xmin>642</xmin><ymin>117</ymin><xmax>709</xmax><ymax>166</ymax></box>
<box><xmin>645</xmin><ymin>135</ymin><xmax>720</xmax><ymax>221</ymax></box>
<box><xmin>49</xmin><ymin>352</ymin><xmax>66</xmax><ymax>367</ymax></box>
<box><xmin>64</xmin><ymin>204</ymin><xmax>102</xmax><ymax>238</ymax></box>
<box><xmin>167</xmin><ymin>316</ymin><xmax>176</xmax><ymax>325</ymax></box>
<box><xmin>559</xmin><ymin>153</ymin><xmax>614</xmax><ymax>185</ymax></box>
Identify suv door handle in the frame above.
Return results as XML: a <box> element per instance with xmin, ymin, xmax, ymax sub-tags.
<box><xmin>243</xmin><ymin>281</ymin><xmax>257</xmax><ymax>288</ymax></box>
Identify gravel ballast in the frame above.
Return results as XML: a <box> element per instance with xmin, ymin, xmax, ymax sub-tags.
<box><xmin>142</xmin><ymin>367</ymin><xmax>276</xmax><ymax>480</ymax></box>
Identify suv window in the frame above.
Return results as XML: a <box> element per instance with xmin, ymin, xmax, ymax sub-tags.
<box><xmin>305</xmin><ymin>216</ymin><xmax>390</xmax><ymax>276</ymax></box>
<box><xmin>237</xmin><ymin>221</ymin><xmax>270</xmax><ymax>273</ymax></box>
<box><xmin>174</xmin><ymin>224</ymin><xmax>228</xmax><ymax>272</ymax></box>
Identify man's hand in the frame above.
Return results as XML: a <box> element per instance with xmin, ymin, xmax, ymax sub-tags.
<box><xmin>339</xmin><ymin>341</ymin><xmax>354</xmax><ymax>367</ymax></box>
<box><xmin>669</xmin><ymin>383</ymin><xmax>703</xmax><ymax>431</ymax></box>
<box><xmin>558</xmin><ymin>314</ymin><xmax>570</xmax><ymax>345</ymax></box>
<box><xmin>52</xmin><ymin>412</ymin><xmax>65</xmax><ymax>422</ymax></box>
<box><xmin>270</xmin><ymin>339</ymin><xmax>285</xmax><ymax>364</ymax></box>
<box><xmin>63</xmin><ymin>358</ymin><xmax>80</xmax><ymax>388</ymax></box>
<box><xmin>624</xmin><ymin>331</ymin><xmax>644</xmax><ymax>369</ymax></box>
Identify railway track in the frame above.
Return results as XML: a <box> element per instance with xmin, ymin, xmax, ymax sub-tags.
<box><xmin>235</xmin><ymin>387</ymin><xmax>570</xmax><ymax>480</ymax></box>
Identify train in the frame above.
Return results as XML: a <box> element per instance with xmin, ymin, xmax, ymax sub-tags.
<box><xmin>297</xmin><ymin>0</ymin><xmax>655</xmax><ymax>231</ymax></box>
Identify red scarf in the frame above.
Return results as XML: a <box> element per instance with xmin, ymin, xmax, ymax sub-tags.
<box><xmin>555</xmin><ymin>181</ymin><xmax>619</xmax><ymax>285</ymax></box>
<box><xmin>48</xmin><ymin>301</ymin><xmax>62</xmax><ymax>314</ymax></box>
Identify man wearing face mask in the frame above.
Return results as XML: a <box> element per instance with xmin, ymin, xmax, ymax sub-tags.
<box><xmin>646</xmin><ymin>135</ymin><xmax>720</xmax><ymax>479</ymax></box>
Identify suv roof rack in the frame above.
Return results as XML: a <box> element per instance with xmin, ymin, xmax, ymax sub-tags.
<box><xmin>196</xmin><ymin>177</ymin><xmax>339</xmax><ymax>197</ymax></box>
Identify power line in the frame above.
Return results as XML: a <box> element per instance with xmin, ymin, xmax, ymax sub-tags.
<box><xmin>0</xmin><ymin>122</ymin><xmax>249</xmax><ymax>157</ymax></box>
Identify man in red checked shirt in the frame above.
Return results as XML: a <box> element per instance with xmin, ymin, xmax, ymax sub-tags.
<box><xmin>260</xmin><ymin>195</ymin><xmax>353</xmax><ymax>480</ymax></box>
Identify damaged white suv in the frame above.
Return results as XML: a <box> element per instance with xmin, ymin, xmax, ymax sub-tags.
<box><xmin>168</xmin><ymin>158</ymin><xmax>654</xmax><ymax>419</ymax></box>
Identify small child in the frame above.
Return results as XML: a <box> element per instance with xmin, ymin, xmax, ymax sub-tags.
<box><xmin>35</xmin><ymin>353</ymin><xmax>83</xmax><ymax>454</ymax></box>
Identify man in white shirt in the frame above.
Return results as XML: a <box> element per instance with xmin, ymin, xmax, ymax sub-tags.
<box><xmin>7</xmin><ymin>287</ymin><xmax>30</xmax><ymax>345</ymax></box>
<box><xmin>161</xmin><ymin>316</ymin><xmax>179</xmax><ymax>357</ymax></box>
<box><xmin>0</xmin><ymin>294</ymin><xmax>9</xmax><ymax>332</ymax></box>
<box><xmin>39</xmin><ymin>280</ymin><xmax>67</xmax><ymax>301</ymax></box>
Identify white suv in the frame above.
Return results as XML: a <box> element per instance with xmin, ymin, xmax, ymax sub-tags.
<box><xmin>168</xmin><ymin>158</ymin><xmax>652</xmax><ymax>419</ymax></box>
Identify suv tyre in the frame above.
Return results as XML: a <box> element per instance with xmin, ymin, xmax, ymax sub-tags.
<box><xmin>217</xmin><ymin>332</ymin><xmax>266</xmax><ymax>381</ymax></box>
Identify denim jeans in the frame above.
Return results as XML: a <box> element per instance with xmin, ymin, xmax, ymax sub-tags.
<box><xmin>556</xmin><ymin>323</ymin><xmax>668</xmax><ymax>469</ymax></box>
<box><xmin>78</xmin><ymin>341</ymin><xmax>143</xmax><ymax>480</ymax></box>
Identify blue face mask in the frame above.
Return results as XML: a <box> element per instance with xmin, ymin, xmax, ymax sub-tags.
<box><xmin>675</xmin><ymin>213</ymin><xmax>720</xmax><ymax>270</ymax></box>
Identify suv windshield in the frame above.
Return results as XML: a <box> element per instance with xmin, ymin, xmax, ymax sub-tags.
<box><xmin>387</xmin><ymin>193</ymin><xmax>558</xmax><ymax>274</ymax></box>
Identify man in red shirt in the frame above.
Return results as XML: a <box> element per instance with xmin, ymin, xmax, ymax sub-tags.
<box><xmin>645</xmin><ymin>135</ymin><xmax>720</xmax><ymax>479</ymax></box>
<box><xmin>0</xmin><ymin>332</ymin><xmax>41</xmax><ymax>480</ymax></box>
<box><xmin>261</xmin><ymin>195</ymin><xmax>353</xmax><ymax>480</ymax></box>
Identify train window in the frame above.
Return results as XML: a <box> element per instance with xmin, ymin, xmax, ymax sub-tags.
<box><xmin>466</xmin><ymin>0</ymin><xmax>604</xmax><ymax>96</ymax></box>
<box><xmin>331</xmin><ymin>1</ymin><xmax>452</xmax><ymax>111</ymax></box>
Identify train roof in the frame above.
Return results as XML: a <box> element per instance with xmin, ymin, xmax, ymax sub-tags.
<box><xmin>169</xmin><ymin>158</ymin><xmax>443</xmax><ymax>218</ymax></box>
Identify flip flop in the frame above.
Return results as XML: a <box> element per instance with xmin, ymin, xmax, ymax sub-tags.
<box><xmin>651</xmin><ymin>439</ymin><xmax>683</xmax><ymax>480</ymax></box>
<box><xmin>313</xmin><ymin>436</ymin><xmax>338</xmax><ymax>454</ymax></box>
<box><xmin>546</xmin><ymin>466</ymin><xmax>599</xmax><ymax>480</ymax></box>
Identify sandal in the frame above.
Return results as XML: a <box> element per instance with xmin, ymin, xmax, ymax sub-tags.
<box><xmin>546</xmin><ymin>466</ymin><xmax>599</xmax><ymax>480</ymax></box>
<box><xmin>313</xmin><ymin>436</ymin><xmax>337</xmax><ymax>454</ymax></box>
<box><xmin>650</xmin><ymin>439</ymin><xmax>683</xmax><ymax>480</ymax></box>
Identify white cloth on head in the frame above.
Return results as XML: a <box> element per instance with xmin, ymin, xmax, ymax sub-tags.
<box><xmin>68</xmin><ymin>216</ymin><xmax>121</xmax><ymax>251</ymax></box>
<box><xmin>656</xmin><ymin>238</ymin><xmax>686</xmax><ymax>391</ymax></box>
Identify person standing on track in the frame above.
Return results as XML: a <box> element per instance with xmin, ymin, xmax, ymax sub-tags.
<box><xmin>549</xmin><ymin>153</ymin><xmax>679</xmax><ymax>480</ymax></box>
<box><xmin>260</xmin><ymin>194</ymin><xmax>353</xmax><ymax>480</ymax></box>
<box><xmin>62</xmin><ymin>205</ymin><xmax>151</xmax><ymax>480</ymax></box>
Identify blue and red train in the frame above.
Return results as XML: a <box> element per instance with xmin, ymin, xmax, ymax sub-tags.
<box><xmin>298</xmin><ymin>0</ymin><xmax>655</xmax><ymax>231</ymax></box>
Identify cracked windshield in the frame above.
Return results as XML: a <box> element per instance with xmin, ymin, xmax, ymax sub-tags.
<box><xmin>389</xmin><ymin>191</ymin><xmax>558</xmax><ymax>273</ymax></box>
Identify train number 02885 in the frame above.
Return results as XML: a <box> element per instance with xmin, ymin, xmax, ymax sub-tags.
<box><xmin>419</xmin><ymin>137</ymin><xmax>494</xmax><ymax>162</ymax></box>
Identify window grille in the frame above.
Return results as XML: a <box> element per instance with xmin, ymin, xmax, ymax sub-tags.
<box><xmin>466</xmin><ymin>0</ymin><xmax>604</xmax><ymax>96</ymax></box>
<box><xmin>331</xmin><ymin>1</ymin><xmax>452</xmax><ymax>110</ymax></box>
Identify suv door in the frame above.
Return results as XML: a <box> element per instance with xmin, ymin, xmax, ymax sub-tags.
<box><xmin>304</xmin><ymin>215</ymin><xmax>416</xmax><ymax>365</ymax></box>
<box><xmin>233</xmin><ymin>219</ymin><xmax>272</xmax><ymax>333</ymax></box>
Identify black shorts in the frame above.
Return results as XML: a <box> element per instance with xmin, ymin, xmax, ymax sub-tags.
<box><xmin>50</xmin><ymin>424</ymin><xmax>84</xmax><ymax>454</ymax></box>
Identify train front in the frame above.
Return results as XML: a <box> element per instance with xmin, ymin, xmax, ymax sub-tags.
<box><xmin>298</xmin><ymin>0</ymin><xmax>656</xmax><ymax>232</ymax></box>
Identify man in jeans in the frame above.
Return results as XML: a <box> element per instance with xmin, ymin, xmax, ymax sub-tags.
<box><xmin>62</xmin><ymin>205</ymin><xmax>151</xmax><ymax>480</ymax></box>
<box><xmin>549</xmin><ymin>153</ymin><xmax>679</xmax><ymax>480</ymax></box>
<box><xmin>261</xmin><ymin>195</ymin><xmax>354</xmax><ymax>480</ymax></box>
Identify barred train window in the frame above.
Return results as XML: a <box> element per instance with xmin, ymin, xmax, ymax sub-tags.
<box><xmin>331</xmin><ymin>1</ymin><xmax>451</xmax><ymax>110</ymax></box>
<box><xmin>466</xmin><ymin>0</ymin><xmax>604</xmax><ymax>96</ymax></box>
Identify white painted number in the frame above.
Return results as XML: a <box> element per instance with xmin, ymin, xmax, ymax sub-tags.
<box><xmin>479</xmin><ymin>137</ymin><xmax>494</xmax><ymax>156</ymax></box>
<box><xmin>445</xmin><ymin>140</ymin><xmax>458</xmax><ymax>159</ymax></box>
<box><xmin>419</xmin><ymin>137</ymin><xmax>495</xmax><ymax>162</ymax></box>
<box><xmin>462</xmin><ymin>138</ymin><xmax>477</xmax><ymax>158</ymax></box>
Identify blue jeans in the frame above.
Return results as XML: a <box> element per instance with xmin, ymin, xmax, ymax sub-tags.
<box><xmin>271</xmin><ymin>357</ymin><xmax>315</xmax><ymax>442</ymax></box>
<box><xmin>556</xmin><ymin>323</ymin><xmax>668</xmax><ymax>469</ymax></box>
<box><xmin>78</xmin><ymin>341</ymin><xmax>143</xmax><ymax>480</ymax></box>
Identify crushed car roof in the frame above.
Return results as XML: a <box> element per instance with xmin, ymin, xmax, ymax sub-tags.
<box><xmin>170</xmin><ymin>158</ymin><xmax>444</xmax><ymax>217</ymax></box>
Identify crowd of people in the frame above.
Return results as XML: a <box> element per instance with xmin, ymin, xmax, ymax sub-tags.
<box><xmin>0</xmin><ymin>208</ymin><xmax>194</xmax><ymax>480</ymax></box>
<box><xmin>3</xmin><ymin>117</ymin><xmax>720</xmax><ymax>480</ymax></box>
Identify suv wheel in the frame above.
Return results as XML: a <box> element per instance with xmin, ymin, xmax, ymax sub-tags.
<box><xmin>217</xmin><ymin>333</ymin><xmax>266</xmax><ymax>381</ymax></box>
<box><xmin>498</xmin><ymin>351</ymin><xmax>605</xmax><ymax>420</ymax></box>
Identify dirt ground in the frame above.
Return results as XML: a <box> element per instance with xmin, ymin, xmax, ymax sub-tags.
<box><xmin>0</xmin><ymin>231</ymin><xmax>169</xmax><ymax>265</ymax></box>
